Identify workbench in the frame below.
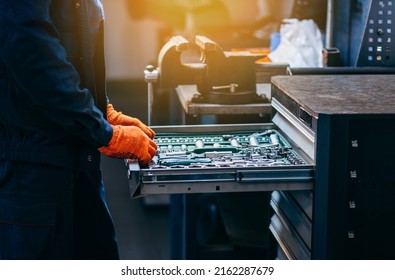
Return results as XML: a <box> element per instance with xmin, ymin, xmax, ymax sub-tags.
<box><xmin>175</xmin><ymin>84</ymin><xmax>271</xmax><ymax>117</ymax></box>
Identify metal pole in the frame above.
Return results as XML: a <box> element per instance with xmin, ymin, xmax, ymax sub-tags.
<box><xmin>144</xmin><ymin>65</ymin><xmax>158</xmax><ymax>126</ymax></box>
<box><xmin>325</xmin><ymin>0</ymin><xmax>334</xmax><ymax>48</ymax></box>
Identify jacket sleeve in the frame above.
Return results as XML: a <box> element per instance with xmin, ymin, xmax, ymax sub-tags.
<box><xmin>0</xmin><ymin>0</ymin><xmax>112</xmax><ymax>148</ymax></box>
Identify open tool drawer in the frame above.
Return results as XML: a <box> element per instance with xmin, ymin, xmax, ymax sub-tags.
<box><xmin>127</xmin><ymin>123</ymin><xmax>314</xmax><ymax>198</ymax></box>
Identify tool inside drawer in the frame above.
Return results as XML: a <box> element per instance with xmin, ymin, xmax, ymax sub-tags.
<box><xmin>127</xmin><ymin>125</ymin><xmax>314</xmax><ymax>198</ymax></box>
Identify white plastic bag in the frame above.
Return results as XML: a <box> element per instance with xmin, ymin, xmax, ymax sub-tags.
<box><xmin>268</xmin><ymin>18</ymin><xmax>323</xmax><ymax>67</ymax></box>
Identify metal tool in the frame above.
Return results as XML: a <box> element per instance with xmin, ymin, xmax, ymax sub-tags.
<box><xmin>153</xmin><ymin>35</ymin><xmax>268</xmax><ymax>105</ymax></box>
<box><xmin>149</xmin><ymin>129</ymin><xmax>306</xmax><ymax>169</ymax></box>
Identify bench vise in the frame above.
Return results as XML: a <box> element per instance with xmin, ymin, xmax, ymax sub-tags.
<box><xmin>156</xmin><ymin>35</ymin><xmax>267</xmax><ymax>104</ymax></box>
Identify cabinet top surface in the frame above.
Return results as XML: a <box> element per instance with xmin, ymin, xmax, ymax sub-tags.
<box><xmin>271</xmin><ymin>75</ymin><xmax>395</xmax><ymax>115</ymax></box>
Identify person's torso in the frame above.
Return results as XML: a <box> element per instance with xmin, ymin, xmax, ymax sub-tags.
<box><xmin>0</xmin><ymin>0</ymin><xmax>107</xmax><ymax>169</ymax></box>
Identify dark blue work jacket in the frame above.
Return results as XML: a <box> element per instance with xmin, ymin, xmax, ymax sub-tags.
<box><xmin>0</xmin><ymin>0</ymin><xmax>113</xmax><ymax>170</ymax></box>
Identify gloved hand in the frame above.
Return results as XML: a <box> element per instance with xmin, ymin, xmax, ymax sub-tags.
<box><xmin>98</xmin><ymin>125</ymin><xmax>157</xmax><ymax>166</ymax></box>
<box><xmin>107</xmin><ymin>103</ymin><xmax>155</xmax><ymax>139</ymax></box>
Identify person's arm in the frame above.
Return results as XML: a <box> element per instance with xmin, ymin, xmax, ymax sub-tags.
<box><xmin>0</xmin><ymin>0</ymin><xmax>111</xmax><ymax>147</ymax></box>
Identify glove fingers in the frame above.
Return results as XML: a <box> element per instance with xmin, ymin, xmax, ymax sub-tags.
<box><xmin>148</xmin><ymin>143</ymin><xmax>157</xmax><ymax>158</ymax></box>
<box><xmin>149</xmin><ymin>138</ymin><xmax>157</xmax><ymax>149</ymax></box>
<box><xmin>137</xmin><ymin>124</ymin><xmax>155</xmax><ymax>139</ymax></box>
<box><xmin>131</xmin><ymin>131</ymin><xmax>156</xmax><ymax>164</ymax></box>
<box><xmin>139</xmin><ymin>153</ymin><xmax>151</xmax><ymax>166</ymax></box>
<box><xmin>146</xmin><ymin>127</ymin><xmax>156</xmax><ymax>139</ymax></box>
<box><xmin>140</xmin><ymin>145</ymin><xmax>156</xmax><ymax>166</ymax></box>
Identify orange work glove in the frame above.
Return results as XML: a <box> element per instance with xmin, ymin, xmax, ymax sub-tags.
<box><xmin>98</xmin><ymin>125</ymin><xmax>157</xmax><ymax>166</ymax></box>
<box><xmin>107</xmin><ymin>104</ymin><xmax>155</xmax><ymax>139</ymax></box>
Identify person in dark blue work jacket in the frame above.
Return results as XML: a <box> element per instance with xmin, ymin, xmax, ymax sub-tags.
<box><xmin>0</xmin><ymin>0</ymin><xmax>157</xmax><ymax>259</ymax></box>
